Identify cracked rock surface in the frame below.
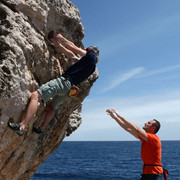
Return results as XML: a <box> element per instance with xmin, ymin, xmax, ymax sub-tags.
<box><xmin>0</xmin><ymin>0</ymin><xmax>98</xmax><ymax>179</ymax></box>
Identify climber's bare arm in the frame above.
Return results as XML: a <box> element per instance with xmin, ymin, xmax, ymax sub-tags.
<box><xmin>50</xmin><ymin>38</ymin><xmax>80</xmax><ymax>63</ymax></box>
<box><xmin>54</xmin><ymin>33</ymin><xmax>87</xmax><ymax>57</ymax></box>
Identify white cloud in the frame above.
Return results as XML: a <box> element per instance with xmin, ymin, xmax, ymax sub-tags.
<box><xmin>79</xmin><ymin>90</ymin><xmax>180</xmax><ymax>138</ymax></box>
<box><xmin>136</xmin><ymin>64</ymin><xmax>180</xmax><ymax>78</ymax></box>
<box><xmin>83</xmin><ymin>92</ymin><xmax>180</xmax><ymax>122</ymax></box>
<box><xmin>100</xmin><ymin>67</ymin><xmax>145</xmax><ymax>93</ymax></box>
<box><xmin>99</xmin><ymin>64</ymin><xmax>180</xmax><ymax>94</ymax></box>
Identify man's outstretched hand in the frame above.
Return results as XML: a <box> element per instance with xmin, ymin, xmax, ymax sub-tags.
<box><xmin>106</xmin><ymin>109</ymin><xmax>116</xmax><ymax>119</ymax></box>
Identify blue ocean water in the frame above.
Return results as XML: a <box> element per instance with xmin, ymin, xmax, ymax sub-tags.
<box><xmin>31</xmin><ymin>141</ymin><xmax>180</xmax><ymax>180</ymax></box>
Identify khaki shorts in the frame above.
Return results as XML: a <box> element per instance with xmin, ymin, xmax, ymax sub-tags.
<box><xmin>37</xmin><ymin>76</ymin><xmax>72</xmax><ymax>109</ymax></box>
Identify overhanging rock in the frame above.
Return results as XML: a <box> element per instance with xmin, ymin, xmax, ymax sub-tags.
<box><xmin>0</xmin><ymin>0</ymin><xmax>98</xmax><ymax>179</ymax></box>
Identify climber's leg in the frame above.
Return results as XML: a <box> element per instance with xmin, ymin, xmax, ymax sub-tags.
<box><xmin>20</xmin><ymin>78</ymin><xmax>64</xmax><ymax>132</ymax></box>
<box><xmin>20</xmin><ymin>91</ymin><xmax>42</xmax><ymax>131</ymax></box>
<box><xmin>32</xmin><ymin>105</ymin><xmax>55</xmax><ymax>134</ymax></box>
<box><xmin>41</xmin><ymin>105</ymin><xmax>55</xmax><ymax>129</ymax></box>
<box><xmin>8</xmin><ymin>91</ymin><xmax>41</xmax><ymax>135</ymax></box>
<box><xmin>32</xmin><ymin>78</ymin><xmax>71</xmax><ymax>134</ymax></box>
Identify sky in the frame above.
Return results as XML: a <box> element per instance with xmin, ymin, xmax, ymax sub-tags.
<box><xmin>66</xmin><ymin>0</ymin><xmax>180</xmax><ymax>141</ymax></box>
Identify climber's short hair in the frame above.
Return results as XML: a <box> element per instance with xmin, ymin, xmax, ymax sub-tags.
<box><xmin>87</xmin><ymin>46</ymin><xmax>100</xmax><ymax>63</ymax></box>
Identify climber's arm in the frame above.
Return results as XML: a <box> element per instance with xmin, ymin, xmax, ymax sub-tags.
<box><xmin>55</xmin><ymin>33</ymin><xmax>87</xmax><ymax>57</ymax></box>
<box><xmin>50</xmin><ymin>38</ymin><xmax>79</xmax><ymax>63</ymax></box>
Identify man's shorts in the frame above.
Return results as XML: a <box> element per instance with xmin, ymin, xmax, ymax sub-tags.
<box><xmin>37</xmin><ymin>76</ymin><xmax>72</xmax><ymax>109</ymax></box>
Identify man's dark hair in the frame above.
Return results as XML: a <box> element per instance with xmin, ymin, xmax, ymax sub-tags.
<box><xmin>152</xmin><ymin>119</ymin><xmax>161</xmax><ymax>134</ymax></box>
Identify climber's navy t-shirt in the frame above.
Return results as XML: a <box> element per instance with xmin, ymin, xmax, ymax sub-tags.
<box><xmin>63</xmin><ymin>49</ymin><xmax>96</xmax><ymax>85</ymax></box>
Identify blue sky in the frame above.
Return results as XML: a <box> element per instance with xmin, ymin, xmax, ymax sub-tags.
<box><xmin>66</xmin><ymin>0</ymin><xmax>180</xmax><ymax>141</ymax></box>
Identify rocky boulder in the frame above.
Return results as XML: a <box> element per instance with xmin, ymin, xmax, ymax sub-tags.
<box><xmin>0</xmin><ymin>0</ymin><xmax>98</xmax><ymax>179</ymax></box>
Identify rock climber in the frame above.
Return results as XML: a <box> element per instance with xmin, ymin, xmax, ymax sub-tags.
<box><xmin>8</xmin><ymin>31</ymin><xmax>99</xmax><ymax>135</ymax></box>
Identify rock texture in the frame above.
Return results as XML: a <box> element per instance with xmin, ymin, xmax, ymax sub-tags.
<box><xmin>0</xmin><ymin>0</ymin><xmax>98</xmax><ymax>179</ymax></box>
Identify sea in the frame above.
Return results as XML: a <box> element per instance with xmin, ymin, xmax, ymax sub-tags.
<box><xmin>31</xmin><ymin>141</ymin><xmax>180</xmax><ymax>180</ymax></box>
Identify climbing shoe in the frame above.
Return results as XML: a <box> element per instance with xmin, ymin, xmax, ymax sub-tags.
<box><xmin>8</xmin><ymin>121</ymin><xmax>20</xmax><ymax>130</ymax></box>
<box><xmin>7</xmin><ymin>121</ymin><xmax>25</xmax><ymax>136</ymax></box>
<box><xmin>32</xmin><ymin>127</ymin><xmax>42</xmax><ymax>134</ymax></box>
<box><xmin>16</xmin><ymin>129</ymin><xmax>25</xmax><ymax>136</ymax></box>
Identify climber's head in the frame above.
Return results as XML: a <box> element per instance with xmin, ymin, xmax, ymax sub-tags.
<box><xmin>87</xmin><ymin>46</ymin><xmax>100</xmax><ymax>63</ymax></box>
<box><xmin>88</xmin><ymin>46</ymin><xmax>99</xmax><ymax>57</ymax></box>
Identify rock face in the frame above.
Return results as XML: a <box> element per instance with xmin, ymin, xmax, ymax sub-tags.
<box><xmin>0</xmin><ymin>0</ymin><xmax>98</xmax><ymax>179</ymax></box>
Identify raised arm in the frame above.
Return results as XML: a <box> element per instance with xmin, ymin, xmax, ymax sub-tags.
<box><xmin>106</xmin><ymin>109</ymin><xmax>147</xmax><ymax>141</ymax></box>
<box><xmin>54</xmin><ymin>33</ymin><xmax>87</xmax><ymax>57</ymax></box>
<box><xmin>50</xmin><ymin>38</ymin><xmax>80</xmax><ymax>63</ymax></box>
<box><xmin>106</xmin><ymin>109</ymin><xmax>139</xmax><ymax>139</ymax></box>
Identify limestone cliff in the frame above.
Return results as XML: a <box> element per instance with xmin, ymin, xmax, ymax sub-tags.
<box><xmin>0</xmin><ymin>0</ymin><xmax>98</xmax><ymax>179</ymax></box>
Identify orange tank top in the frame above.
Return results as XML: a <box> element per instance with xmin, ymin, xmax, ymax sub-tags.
<box><xmin>139</xmin><ymin>133</ymin><xmax>163</xmax><ymax>174</ymax></box>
